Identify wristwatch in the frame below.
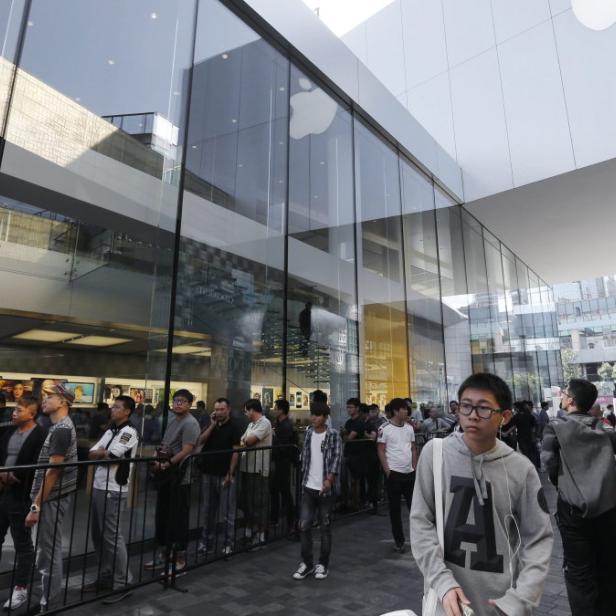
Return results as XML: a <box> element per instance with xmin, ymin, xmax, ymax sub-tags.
<box><xmin>30</xmin><ymin>504</ymin><xmax>40</xmax><ymax>513</ymax></box>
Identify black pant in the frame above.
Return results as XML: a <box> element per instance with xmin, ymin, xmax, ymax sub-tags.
<box><xmin>299</xmin><ymin>488</ymin><xmax>333</xmax><ymax>568</ymax></box>
<box><xmin>155</xmin><ymin>481</ymin><xmax>191</xmax><ymax>551</ymax></box>
<box><xmin>385</xmin><ymin>471</ymin><xmax>414</xmax><ymax>546</ymax></box>
<box><xmin>557</xmin><ymin>497</ymin><xmax>616</xmax><ymax>616</ymax></box>
<box><xmin>270</xmin><ymin>459</ymin><xmax>295</xmax><ymax>526</ymax></box>
<box><xmin>0</xmin><ymin>494</ymin><xmax>34</xmax><ymax>588</ymax></box>
<box><xmin>365</xmin><ymin>454</ymin><xmax>380</xmax><ymax>508</ymax></box>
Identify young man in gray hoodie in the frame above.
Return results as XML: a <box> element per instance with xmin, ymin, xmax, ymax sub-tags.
<box><xmin>411</xmin><ymin>373</ymin><xmax>553</xmax><ymax>616</ymax></box>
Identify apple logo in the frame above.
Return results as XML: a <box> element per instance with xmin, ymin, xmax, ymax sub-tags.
<box><xmin>289</xmin><ymin>77</ymin><xmax>338</xmax><ymax>140</ymax></box>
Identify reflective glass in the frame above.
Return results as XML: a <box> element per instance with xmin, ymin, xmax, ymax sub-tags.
<box><xmin>0</xmin><ymin>0</ymin><xmax>196</xmax><ymax>428</ymax></box>
<box><xmin>170</xmin><ymin>0</ymin><xmax>288</xmax><ymax>414</ymax></box>
<box><xmin>286</xmin><ymin>66</ymin><xmax>359</xmax><ymax>422</ymax></box>
<box><xmin>462</xmin><ymin>210</ymin><xmax>494</xmax><ymax>373</ymax></box>
<box><xmin>401</xmin><ymin>159</ymin><xmax>445</xmax><ymax>407</ymax></box>
<box><xmin>435</xmin><ymin>194</ymin><xmax>472</xmax><ymax>400</ymax></box>
<box><xmin>354</xmin><ymin>121</ymin><xmax>409</xmax><ymax>407</ymax></box>
<box><xmin>483</xmin><ymin>230</ymin><xmax>513</xmax><ymax>391</ymax></box>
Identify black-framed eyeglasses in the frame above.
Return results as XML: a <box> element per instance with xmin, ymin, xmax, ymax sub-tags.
<box><xmin>458</xmin><ymin>402</ymin><xmax>502</xmax><ymax>420</ymax></box>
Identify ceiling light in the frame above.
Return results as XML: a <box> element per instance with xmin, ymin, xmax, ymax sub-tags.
<box><xmin>13</xmin><ymin>329</ymin><xmax>79</xmax><ymax>343</ymax></box>
<box><xmin>27</xmin><ymin>20</ymin><xmax>34</xmax><ymax>27</ymax></box>
<box><xmin>191</xmin><ymin>145</ymin><xmax>197</xmax><ymax>149</ymax></box>
<box><xmin>75</xmin><ymin>97</ymin><xmax>81</xmax><ymax>102</ymax></box>
<box><xmin>107</xmin><ymin>59</ymin><xmax>115</xmax><ymax>65</ymax></box>
<box><xmin>221</xmin><ymin>53</ymin><xmax>229</xmax><ymax>59</ymax></box>
<box><xmin>150</xmin><ymin>12</ymin><xmax>158</xmax><ymax>19</ymax></box>
<box><xmin>67</xmin><ymin>336</ymin><xmax>131</xmax><ymax>347</ymax></box>
<box><xmin>231</xmin><ymin>118</ymin><xmax>237</xmax><ymax>123</ymax></box>
<box><xmin>572</xmin><ymin>0</ymin><xmax>616</xmax><ymax>30</ymax></box>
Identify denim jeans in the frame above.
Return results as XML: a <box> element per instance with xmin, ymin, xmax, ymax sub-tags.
<box><xmin>201</xmin><ymin>474</ymin><xmax>236</xmax><ymax>548</ymax></box>
<box><xmin>299</xmin><ymin>487</ymin><xmax>333</xmax><ymax>568</ymax></box>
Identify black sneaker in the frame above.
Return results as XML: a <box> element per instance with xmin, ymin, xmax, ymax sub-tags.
<box><xmin>394</xmin><ymin>542</ymin><xmax>406</xmax><ymax>553</ymax></box>
<box><xmin>292</xmin><ymin>562</ymin><xmax>314</xmax><ymax>580</ymax></box>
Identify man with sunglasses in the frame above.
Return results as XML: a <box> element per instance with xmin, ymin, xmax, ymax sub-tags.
<box><xmin>411</xmin><ymin>373</ymin><xmax>553</xmax><ymax>616</ymax></box>
<box><xmin>542</xmin><ymin>379</ymin><xmax>616</xmax><ymax>616</ymax></box>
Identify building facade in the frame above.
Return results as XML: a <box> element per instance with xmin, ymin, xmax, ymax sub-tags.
<box><xmin>0</xmin><ymin>0</ymin><xmax>560</xmax><ymax>424</ymax></box>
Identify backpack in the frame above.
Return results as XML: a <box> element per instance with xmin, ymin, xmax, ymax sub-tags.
<box><xmin>553</xmin><ymin>417</ymin><xmax>616</xmax><ymax>518</ymax></box>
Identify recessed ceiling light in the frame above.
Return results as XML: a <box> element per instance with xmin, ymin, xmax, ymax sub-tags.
<box><xmin>572</xmin><ymin>0</ymin><xmax>616</xmax><ymax>30</ymax></box>
<box><xmin>173</xmin><ymin>91</ymin><xmax>181</xmax><ymax>96</ymax></box>
<box><xmin>13</xmin><ymin>329</ymin><xmax>79</xmax><ymax>343</ymax></box>
<box><xmin>150</xmin><ymin>12</ymin><xmax>158</xmax><ymax>19</ymax></box>
<box><xmin>155</xmin><ymin>345</ymin><xmax>211</xmax><ymax>354</ymax></box>
<box><xmin>107</xmin><ymin>59</ymin><xmax>115</xmax><ymax>65</ymax></box>
<box><xmin>319</xmin><ymin>161</ymin><xmax>325</xmax><ymax>165</ymax></box>
<box><xmin>221</xmin><ymin>53</ymin><xmax>229</xmax><ymax>59</ymax></box>
<box><xmin>279</xmin><ymin>87</ymin><xmax>285</xmax><ymax>91</ymax></box>
<box><xmin>75</xmin><ymin>97</ymin><xmax>81</xmax><ymax>102</ymax></box>
<box><xmin>191</xmin><ymin>145</ymin><xmax>197</xmax><ymax>149</ymax></box>
<box><xmin>27</xmin><ymin>20</ymin><xmax>34</xmax><ymax>27</ymax></box>
<box><xmin>231</xmin><ymin>118</ymin><xmax>237</xmax><ymax>124</ymax></box>
<box><xmin>67</xmin><ymin>335</ymin><xmax>131</xmax><ymax>347</ymax></box>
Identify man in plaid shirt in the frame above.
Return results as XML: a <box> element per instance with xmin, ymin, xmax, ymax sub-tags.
<box><xmin>292</xmin><ymin>402</ymin><xmax>341</xmax><ymax>581</ymax></box>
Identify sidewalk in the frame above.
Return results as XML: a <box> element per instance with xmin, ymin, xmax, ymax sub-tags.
<box><xmin>66</xmin><ymin>477</ymin><xmax>570</xmax><ymax>616</ymax></box>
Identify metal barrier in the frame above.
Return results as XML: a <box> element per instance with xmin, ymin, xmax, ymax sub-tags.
<box><xmin>0</xmin><ymin>431</ymin><xmax>449</xmax><ymax>614</ymax></box>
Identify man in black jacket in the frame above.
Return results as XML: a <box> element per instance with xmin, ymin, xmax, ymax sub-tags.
<box><xmin>0</xmin><ymin>396</ymin><xmax>47</xmax><ymax>610</ymax></box>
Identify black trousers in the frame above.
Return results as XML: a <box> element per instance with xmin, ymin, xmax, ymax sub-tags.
<box><xmin>385</xmin><ymin>471</ymin><xmax>414</xmax><ymax>546</ymax></box>
<box><xmin>155</xmin><ymin>481</ymin><xmax>191</xmax><ymax>552</ymax></box>
<box><xmin>0</xmin><ymin>494</ymin><xmax>34</xmax><ymax>588</ymax></box>
<box><xmin>270</xmin><ymin>459</ymin><xmax>295</xmax><ymax>526</ymax></box>
<box><xmin>557</xmin><ymin>497</ymin><xmax>616</xmax><ymax>616</ymax></box>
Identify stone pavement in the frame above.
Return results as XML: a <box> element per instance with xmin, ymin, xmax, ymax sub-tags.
<box><xmin>66</xmin><ymin>477</ymin><xmax>570</xmax><ymax>616</ymax></box>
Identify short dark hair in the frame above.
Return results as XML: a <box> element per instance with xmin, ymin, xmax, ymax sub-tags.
<box><xmin>458</xmin><ymin>373</ymin><xmax>512</xmax><ymax>412</ymax></box>
<box><xmin>359</xmin><ymin>403</ymin><xmax>369</xmax><ymax>415</ymax></box>
<box><xmin>368</xmin><ymin>403</ymin><xmax>379</xmax><ymax>412</ymax></box>
<box><xmin>115</xmin><ymin>395</ymin><xmax>135</xmax><ymax>414</ymax></box>
<box><xmin>567</xmin><ymin>378</ymin><xmax>598</xmax><ymax>413</ymax></box>
<box><xmin>214</xmin><ymin>397</ymin><xmax>230</xmax><ymax>406</ymax></box>
<box><xmin>310</xmin><ymin>402</ymin><xmax>330</xmax><ymax>417</ymax></box>
<box><xmin>173</xmin><ymin>389</ymin><xmax>194</xmax><ymax>404</ymax></box>
<box><xmin>346</xmin><ymin>397</ymin><xmax>360</xmax><ymax>407</ymax></box>
<box><xmin>16</xmin><ymin>395</ymin><xmax>39</xmax><ymax>414</ymax></box>
<box><xmin>275</xmin><ymin>399</ymin><xmax>290</xmax><ymax>414</ymax></box>
<box><xmin>245</xmin><ymin>398</ymin><xmax>263</xmax><ymax>414</ymax></box>
<box><xmin>540</xmin><ymin>401</ymin><xmax>549</xmax><ymax>410</ymax></box>
<box><xmin>312</xmin><ymin>389</ymin><xmax>328</xmax><ymax>404</ymax></box>
<box><xmin>196</xmin><ymin>400</ymin><xmax>206</xmax><ymax>409</ymax></box>
<box><xmin>97</xmin><ymin>402</ymin><xmax>109</xmax><ymax>411</ymax></box>
<box><xmin>389</xmin><ymin>398</ymin><xmax>407</xmax><ymax>412</ymax></box>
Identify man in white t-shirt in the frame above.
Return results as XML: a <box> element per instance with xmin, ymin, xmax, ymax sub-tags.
<box><xmin>293</xmin><ymin>403</ymin><xmax>341</xmax><ymax>581</ymax></box>
<box><xmin>377</xmin><ymin>397</ymin><xmax>417</xmax><ymax>553</ymax></box>
<box><xmin>87</xmin><ymin>395</ymin><xmax>139</xmax><ymax>596</ymax></box>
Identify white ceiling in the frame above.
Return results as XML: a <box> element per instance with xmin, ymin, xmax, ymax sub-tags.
<box><xmin>465</xmin><ymin>156</ymin><xmax>616</xmax><ymax>284</ymax></box>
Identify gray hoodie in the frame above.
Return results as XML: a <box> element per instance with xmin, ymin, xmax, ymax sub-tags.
<box><xmin>410</xmin><ymin>433</ymin><xmax>553</xmax><ymax>616</ymax></box>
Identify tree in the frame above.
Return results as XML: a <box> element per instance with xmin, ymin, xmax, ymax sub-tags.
<box><xmin>598</xmin><ymin>362</ymin><xmax>614</xmax><ymax>383</ymax></box>
<box><xmin>561</xmin><ymin>348</ymin><xmax>581</xmax><ymax>382</ymax></box>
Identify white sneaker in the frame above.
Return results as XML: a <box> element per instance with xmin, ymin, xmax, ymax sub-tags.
<box><xmin>314</xmin><ymin>564</ymin><xmax>328</xmax><ymax>579</ymax></box>
<box><xmin>292</xmin><ymin>562</ymin><xmax>314</xmax><ymax>580</ymax></box>
<box><xmin>223</xmin><ymin>545</ymin><xmax>233</xmax><ymax>556</ymax></box>
<box><xmin>3</xmin><ymin>586</ymin><xmax>28</xmax><ymax>609</ymax></box>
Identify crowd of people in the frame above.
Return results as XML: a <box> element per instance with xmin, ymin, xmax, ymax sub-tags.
<box><xmin>0</xmin><ymin>375</ymin><xmax>614</xmax><ymax>615</ymax></box>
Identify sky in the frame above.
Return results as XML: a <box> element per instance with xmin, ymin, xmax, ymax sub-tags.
<box><xmin>301</xmin><ymin>0</ymin><xmax>394</xmax><ymax>36</ymax></box>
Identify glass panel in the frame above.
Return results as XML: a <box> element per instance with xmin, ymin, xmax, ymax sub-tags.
<box><xmin>503</xmin><ymin>245</ymin><xmax>530</xmax><ymax>400</ymax></box>
<box><xmin>0</xmin><ymin>0</ymin><xmax>26</xmax><ymax>137</ymax></box>
<box><xmin>435</xmin><ymin>195</ymin><xmax>472</xmax><ymax>401</ymax></box>
<box><xmin>462</xmin><ymin>210</ymin><xmax>494</xmax><ymax>373</ymax></box>
<box><xmin>354</xmin><ymin>121</ymin><xmax>409</xmax><ymax>407</ymax></box>
<box><xmin>170</xmin><ymin>0</ymin><xmax>288</xmax><ymax>414</ymax></box>
<box><xmin>286</xmin><ymin>65</ymin><xmax>358</xmax><ymax>423</ymax></box>
<box><xmin>401</xmin><ymin>160</ymin><xmax>445</xmax><ymax>407</ymax></box>
<box><xmin>484</xmin><ymin>230</ymin><xmax>513</xmax><ymax>390</ymax></box>
<box><xmin>0</xmin><ymin>0</ymin><xmax>196</xmax><ymax>430</ymax></box>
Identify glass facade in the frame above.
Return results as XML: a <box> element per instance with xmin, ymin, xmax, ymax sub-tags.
<box><xmin>0</xmin><ymin>0</ymin><xmax>560</xmax><ymax>426</ymax></box>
